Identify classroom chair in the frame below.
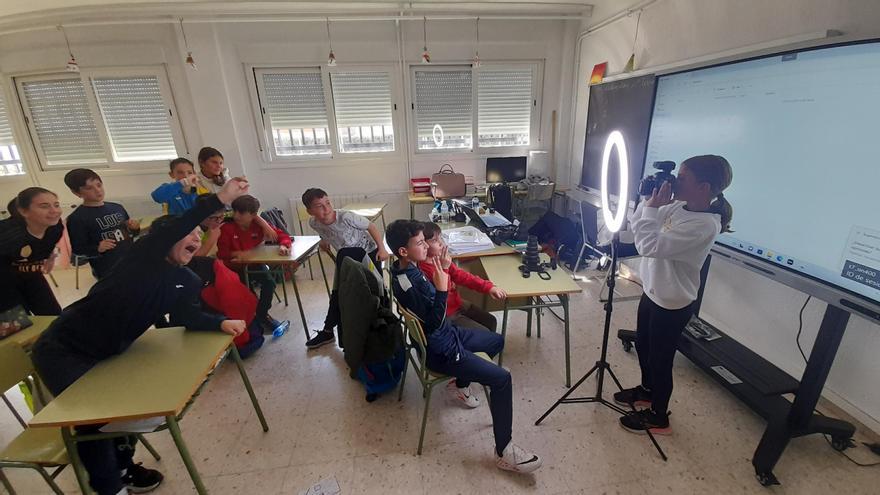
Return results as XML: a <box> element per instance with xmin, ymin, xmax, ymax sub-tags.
<box><xmin>396</xmin><ymin>303</ymin><xmax>490</xmax><ymax>455</ymax></box>
<box><xmin>71</xmin><ymin>253</ymin><xmax>97</xmax><ymax>290</ymax></box>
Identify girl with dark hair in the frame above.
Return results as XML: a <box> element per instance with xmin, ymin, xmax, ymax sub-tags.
<box><xmin>0</xmin><ymin>187</ymin><xmax>64</xmax><ymax>315</ymax></box>
<box><xmin>197</xmin><ymin>146</ymin><xmax>229</xmax><ymax>193</ymax></box>
<box><xmin>614</xmin><ymin>154</ymin><xmax>734</xmax><ymax>434</ymax></box>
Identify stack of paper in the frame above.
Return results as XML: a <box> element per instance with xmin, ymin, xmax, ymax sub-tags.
<box><xmin>443</xmin><ymin>226</ymin><xmax>494</xmax><ymax>255</ymax></box>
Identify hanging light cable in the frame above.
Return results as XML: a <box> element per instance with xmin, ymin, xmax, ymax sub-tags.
<box><xmin>624</xmin><ymin>10</ymin><xmax>642</xmax><ymax>72</ymax></box>
<box><xmin>59</xmin><ymin>25</ymin><xmax>79</xmax><ymax>73</ymax></box>
<box><xmin>473</xmin><ymin>17</ymin><xmax>481</xmax><ymax>68</ymax></box>
<box><xmin>421</xmin><ymin>16</ymin><xmax>431</xmax><ymax>64</ymax></box>
<box><xmin>180</xmin><ymin>18</ymin><xmax>197</xmax><ymax>70</ymax></box>
<box><xmin>326</xmin><ymin>17</ymin><xmax>337</xmax><ymax>67</ymax></box>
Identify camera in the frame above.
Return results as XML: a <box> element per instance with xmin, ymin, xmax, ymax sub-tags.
<box><xmin>639</xmin><ymin>161</ymin><xmax>676</xmax><ymax>196</ymax></box>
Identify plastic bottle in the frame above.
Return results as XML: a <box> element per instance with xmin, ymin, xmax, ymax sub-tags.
<box><xmin>440</xmin><ymin>202</ymin><xmax>449</xmax><ymax>224</ymax></box>
<box><xmin>272</xmin><ymin>324</ymin><xmax>286</xmax><ymax>339</ymax></box>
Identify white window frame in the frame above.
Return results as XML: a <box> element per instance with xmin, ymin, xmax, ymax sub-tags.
<box><xmin>409</xmin><ymin>61</ymin><xmax>543</xmax><ymax>156</ymax></box>
<box><xmin>14</xmin><ymin>66</ymin><xmax>185</xmax><ymax>171</ymax></box>
<box><xmin>0</xmin><ymin>87</ymin><xmax>26</xmax><ymax>179</ymax></box>
<box><xmin>248</xmin><ymin>64</ymin><xmax>402</xmax><ymax>167</ymax></box>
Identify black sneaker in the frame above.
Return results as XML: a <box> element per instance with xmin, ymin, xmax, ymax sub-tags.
<box><xmin>613</xmin><ymin>385</ymin><xmax>652</xmax><ymax>408</ymax></box>
<box><xmin>121</xmin><ymin>463</ymin><xmax>163</xmax><ymax>493</ymax></box>
<box><xmin>619</xmin><ymin>409</ymin><xmax>671</xmax><ymax>435</ymax></box>
<box><xmin>305</xmin><ymin>330</ymin><xmax>336</xmax><ymax>349</ymax></box>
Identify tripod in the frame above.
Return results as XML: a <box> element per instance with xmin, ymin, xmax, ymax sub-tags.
<box><xmin>535</xmin><ymin>232</ymin><xmax>667</xmax><ymax>461</ymax></box>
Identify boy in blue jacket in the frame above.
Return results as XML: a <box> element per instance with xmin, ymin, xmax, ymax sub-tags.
<box><xmin>386</xmin><ymin>219</ymin><xmax>542</xmax><ymax>474</ymax></box>
<box><xmin>151</xmin><ymin>157</ymin><xmax>203</xmax><ymax>215</ymax></box>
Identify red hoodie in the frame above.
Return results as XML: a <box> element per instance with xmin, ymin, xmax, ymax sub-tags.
<box><xmin>217</xmin><ymin>221</ymin><xmax>291</xmax><ymax>265</ymax></box>
<box><xmin>418</xmin><ymin>261</ymin><xmax>494</xmax><ymax>316</ymax></box>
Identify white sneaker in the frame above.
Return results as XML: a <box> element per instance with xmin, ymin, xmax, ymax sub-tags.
<box><xmin>496</xmin><ymin>443</ymin><xmax>543</xmax><ymax>473</ymax></box>
<box><xmin>446</xmin><ymin>380</ymin><xmax>480</xmax><ymax>408</ymax></box>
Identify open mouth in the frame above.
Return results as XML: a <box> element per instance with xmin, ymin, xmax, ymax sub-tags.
<box><xmin>184</xmin><ymin>244</ymin><xmax>198</xmax><ymax>254</ymax></box>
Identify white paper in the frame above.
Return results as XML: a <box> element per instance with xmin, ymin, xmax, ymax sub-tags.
<box><xmin>98</xmin><ymin>417</ymin><xmax>165</xmax><ymax>433</ymax></box>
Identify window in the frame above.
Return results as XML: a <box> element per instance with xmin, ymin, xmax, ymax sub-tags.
<box><xmin>256</xmin><ymin>69</ymin><xmax>332</xmax><ymax>157</ymax></box>
<box><xmin>92</xmin><ymin>76</ymin><xmax>178</xmax><ymax>162</ymax></box>
<box><xmin>478</xmin><ymin>68</ymin><xmax>534</xmax><ymax>147</ymax></box>
<box><xmin>330</xmin><ymin>71</ymin><xmax>395</xmax><ymax>153</ymax></box>
<box><xmin>412</xmin><ymin>63</ymin><xmax>540</xmax><ymax>153</ymax></box>
<box><xmin>16</xmin><ymin>68</ymin><xmax>183</xmax><ymax>170</ymax></box>
<box><xmin>252</xmin><ymin>67</ymin><xmax>398</xmax><ymax>161</ymax></box>
<box><xmin>413</xmin><ymin>68</ymin><xmax>473</xmax><ymax>151</ymax></box>
<box><xmin>0</xmin><ymin>93</ymin><xmax>24</xmax><ymax>177</ymax></box>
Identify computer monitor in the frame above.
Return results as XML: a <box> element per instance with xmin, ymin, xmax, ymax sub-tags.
<box><xmin>486</xmin><ymin>156</ymin><xmax>527</xmax><ymax>184</ymax></box>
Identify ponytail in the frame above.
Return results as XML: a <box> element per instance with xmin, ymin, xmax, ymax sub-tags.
<box><xmin>709</xmin><ymin>192</ymin><xmax>734</xmax><ymax>233</ymax></box>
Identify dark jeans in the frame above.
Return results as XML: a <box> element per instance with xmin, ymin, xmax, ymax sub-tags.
<box><xmin>635</xmin><ymin>294</ymin><xmax>694</xmax><ymax>414</ymax></box>
<box><xmin>239</xmin><ymin>264</ymin><xmax>276</xmax><ymax>323</ymax></box>
<box><xmin>451</xmin><ymin>300</ymin><xmax>497</xmax><ymax>332</ymax></box>
<box><xmin>426</xmin><ymin>327</ymin><xmax>512</xmax><ymax>455</ymax></box>
<box><xmin>31</xmin><ymin>338</ymin><xmax>137</xmax><ymax>495</ymax></box>
<box><xmin>323</xmin><ymin>247</ymin><xmax>378</xmax><ymax>336</ymax></box>
<box><xmin>1</xmin><ymin>273</ymin><xmax>62</xmax><ymax>315</ymax></box>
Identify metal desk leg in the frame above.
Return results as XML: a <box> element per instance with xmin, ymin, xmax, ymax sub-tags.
<box><xmin>230</xmin><ymin>345</ymin><xmax>269</xmax><ymax>432</ymax></box>
<box><xmin>317</xmin><ymin>250</ymin><xmax>330</xmax><ymax>298</ymax></box>
<box><xmin>290</xmin><ymin>274</ymin><xmax>310</xmax><ymax>341</ymax></box>
<box><xmin>562</xmin><ymin>294</ymin><xmax>571</xmax><ymax>387</ymax></box>
<box><xmin>410</xmin><ymin>202</ymin><xmax>415</xmax><ymax>220</ymax></box>
<box><xmin>499</xmin><ymin>299</ymin><xmax>509</xmax><ymax>367</ymax></box>
<box><xmin>165</xmin><ymin>416</ymin><xmax>207</xmax><ymax>495</ymax></box>
<box><xmin>276</xmin><ymin>267</ymin><xmax>288</xmax><ymax>307</ymax></box>
<box><xmin>537</xmin><ymin>297</ymin><xmax>542</xmax><ymax>339</ymax></box>
<box><xmin>61</xmin><ymin>427</ymin><xmax>91</xmax><ymax>495</ymax></box>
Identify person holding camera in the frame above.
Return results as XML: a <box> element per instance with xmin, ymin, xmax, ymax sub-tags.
<box><xmin>615</xmin><ymin>155</ymin><xmax>733</xmax><ymax>434</ymax></box>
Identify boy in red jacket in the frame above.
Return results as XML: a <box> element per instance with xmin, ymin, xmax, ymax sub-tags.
<box><xmin>418</xmin><ymin>222</ymin><xmax>506</xmax><ymax>332</ymax></box>
<box><xmin>217</xmin><ymin>195</ymin><xmax>291</xmax><ymax>334</ymax></box>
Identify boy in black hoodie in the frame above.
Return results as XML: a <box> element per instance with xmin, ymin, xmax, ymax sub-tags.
<box><xmin>31</xmin><ymin>179</ymin><xmax>250</xmax><ymax>495</ymax></box>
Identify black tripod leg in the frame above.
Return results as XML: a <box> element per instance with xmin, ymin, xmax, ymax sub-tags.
<box><xmin>535</xmin><ymin>362</ymin><xmax>601</xmax><ymax>425</ymax></box>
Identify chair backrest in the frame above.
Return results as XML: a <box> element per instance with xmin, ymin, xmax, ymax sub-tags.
<box><xmin>0</xmin><ymin>345</ymin><xmax>35</xmax><ymax>393</ymax></box>
<box><xmin>527</xmin><ymin>182</ymin><xmax>555</xmax><ymax>201</ymax></box>
<box><xmin>579</xmin><ymin>199</ymin><xmax>600</xmax><ymax>247</ymax></box>
<box><xmin>296</xmin><ymin>204</ymin><xmax>312</xmax><ymax>235</ymax></box>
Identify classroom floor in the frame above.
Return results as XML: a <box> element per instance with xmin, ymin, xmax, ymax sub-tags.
<box><xmin>2</xmin><ymin>264</ymin><xmax>878</xmax><ymax>495</ymax></box>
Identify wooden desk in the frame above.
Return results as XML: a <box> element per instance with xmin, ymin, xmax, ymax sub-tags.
<box><xmin>408</xmin><ymin>189</ymin><xmax>532</xmax><ymax>219</ymax></box>
<box><xmin>0</xmin><ymin>316</ymin><xmax>55</xmax><ymax>350</ymax></box>
<box><xmin>480</xmin><ymin>253</ymin><xmax>583</xmax><ymax>387</ymax></box>
<box><xmin>438</xmin><ymin>223</ymin><xmax>518</xmax><ymax>260</ymax></box>
<box><xmin>232</xmin><ymin>236</ymin><xmax>326</xmax><ymax>340</ymax></box>
<box><xmin>29</xmin><ymin>327</ymin><xmax>267</xmax><ymax>495</ymax></box>
<box><xmin>342</xmin><ymin>202</ymin><xmax>387</xmax><ymax>230</ymax></box>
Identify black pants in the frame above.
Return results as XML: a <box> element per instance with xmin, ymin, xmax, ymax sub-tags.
<box><xmin>323</xmin><ymin>247</ymin><xmax>378</xmax><ymax>336</ymax></box>
<box><xmin>0</xmin><ymin>273</ymin><xmax>62</xmax><ymax>315</ymax></box>
<box><xmin>31</xmin><ymin>338</ymin><xmax>136</xmax><ymax>495</ymax></box>
<box><xmin>635</xmin><ymin>294</ymin><xmax>694</xmax><ymax>414</ymax></box>
<box><xmin>451</xmin><ymin>300</ymin><xmax>497</xmax><ymax>332</ymax></box>
<box><xmin>239</xmin><ymin>264</ymin><xmax>276</xmax><ymax>323</ymax></box>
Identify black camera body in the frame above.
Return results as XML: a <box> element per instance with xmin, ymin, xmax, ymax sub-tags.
<box><xmin>639</xmin><ymin>161</ymin><xmax>677</xmax><ymax>196</ymax></box>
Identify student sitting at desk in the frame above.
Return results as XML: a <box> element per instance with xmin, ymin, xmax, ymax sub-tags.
<box><xmin>65</xmin><ymin>168</ymin><xmax>140</xmax><ymax>280</ymax></box>
<box><xmin>193</xmin><ymin>193</ymin><xmax>226</xmax><ymax>257</ymax></box>
<box><xmin>419</xmin><ymin>221</ymin><xmax>506</xmax><ymax>333</ymax></box>
<box><xmin>301</xmin><ymin>187</ymin><xmax>389</xmax><ymax>349</ymax></box>
<box><xmin>217</xmin><ymin>194</ymin><xmax>291</xmax><ymax>335</ymax></box>
<box><xmin>31</xmin><ymin>180</ymin><xmax>250</xmax><ymax>495</ymax></box>
<box><xmin>0</xmin><ymin>188</ymin><xmax>64</xmax><ymax>316</ymax></box>
<box><xmin>387</xmin><ymin>219</ymin><xmax>542</xmax><ymax>474</ymax></box>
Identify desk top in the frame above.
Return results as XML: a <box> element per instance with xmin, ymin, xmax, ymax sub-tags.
<box><xmin>481</xmin><ymin>254</ymin><xmax>582</xmax><ymax>298</ymax></box>
<box><xmin>0</xmin><ymin>316</ymin><xmax>55</xmax><ymax>349</ymax></box>
<box><xmin>438</xmin><ymin>223</ymin><xmax>517</xmax><ymax>259</ymax></box>
<box><xmin>342</xmin><ymin>202</ymin><xmax>386</xmax><ymax>221</ymax></box>
<box><xmin>29</xmin><ymin>328</ymin><xmax>231</xmax><ymax>428</ymax></box>
<box><xmin>231</xmin><ymin>235</ymin><xmax>320</xmax><ymax>265</ymax></box>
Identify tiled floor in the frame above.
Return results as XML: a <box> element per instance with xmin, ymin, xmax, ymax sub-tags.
<box><xmin>2</xmin><ymin>265</ymin><xmax>878</xmax><ymax>494</ymax></box>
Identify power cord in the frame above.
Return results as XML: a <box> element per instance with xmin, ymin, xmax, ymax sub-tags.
<box><xmin>794</xmin><ymin>294</ymin><xmax>880</xmax><ymax>467</ymax></box>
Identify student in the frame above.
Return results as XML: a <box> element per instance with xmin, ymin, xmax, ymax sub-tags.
<box><xmin>0</xmin><ymin>188</ymin><xmax>63</xmax><ymax>315</ymax></box>
<box><xmin>419</xmin><ymin>222</ymin><xmax>506</xmax><ymax>332</ymax></box>
<box><xmin>301</xmin><ymin>188</ymin><xmax>390</xmax><ymax>349</ymax></box>
<box><xmin>615</xmin><ymin>155</ymin><xmax>733</xmax><ymax>434</ymax></box>
<box><xmin>151</xmin><ymin>157</ymin><xmax>205</xmax><ymax>215</ymax></box>
<box><xmin>197</xmin><ymin>147</ymin><xmax>230</xmax><ymax>194</ymax></box>
<box><xmin>65</xmin><ymin>168</ymin><xmax>140</xmax><ymax>279</ymax></box>
<box><xmin>30</xmin><ymin>179</ymin><xmax>250</xmax><ymax>495</ymax></box>
<box><xmin>217</xmin><ymin>194</ymin><xmax>291</xmax><ymax>334</ymax></box>
<box><xmin>387</xmin><ymin>219</ymin><xmax>542</xmax><ymax>473</ymax></box>
<box><xmin>194</xmin><ymin>194</ymin><xmax>225</xmax><ymax>257</ymax></box>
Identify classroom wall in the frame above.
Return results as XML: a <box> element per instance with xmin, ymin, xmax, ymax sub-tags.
<box><xmin>0</xmin><ymin>17</ymin><xmax>578</xmax><ymax>223</ymax></box>
<box><xmin>569</xmin><ymin>0</ymin><xmax>880</xmax><ymax>431</ymax></box>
